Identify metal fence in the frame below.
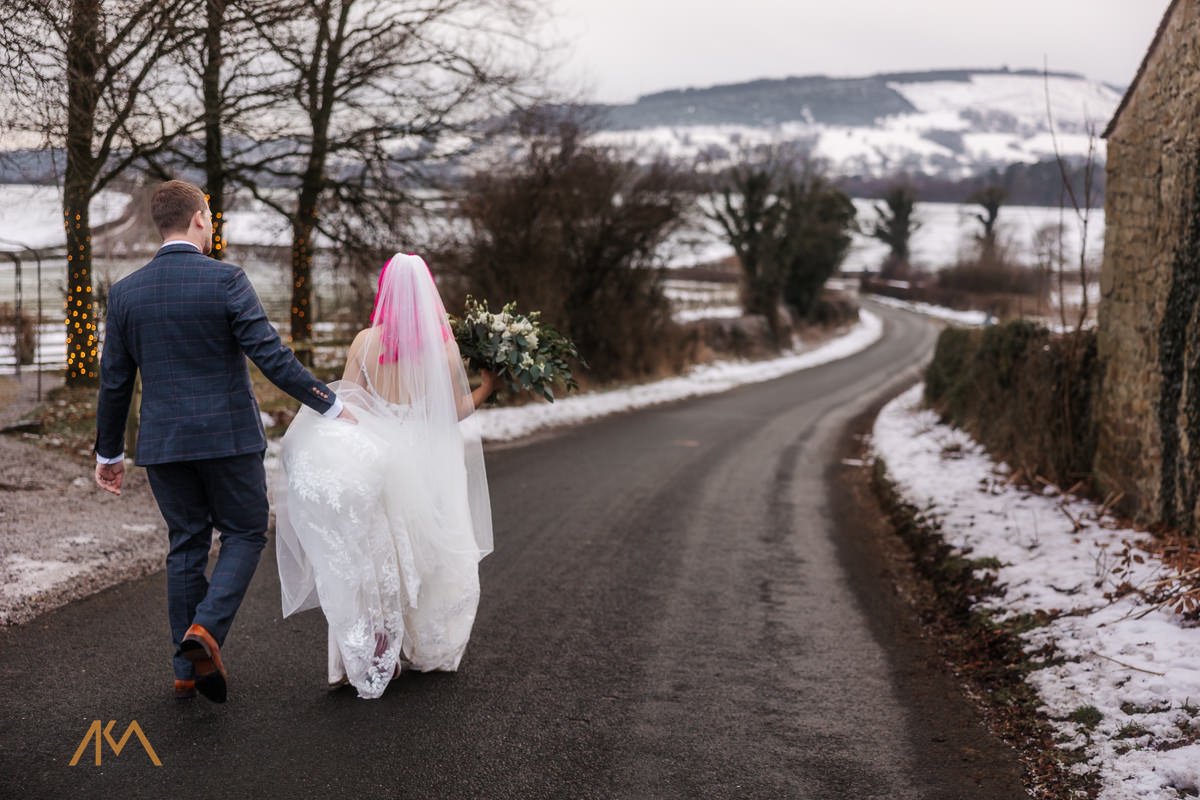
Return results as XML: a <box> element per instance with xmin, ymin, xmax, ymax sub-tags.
<box><xmin>0</xmin><ymin>242</ymin><xmax>57</xmax><ymax>401</ymax></box>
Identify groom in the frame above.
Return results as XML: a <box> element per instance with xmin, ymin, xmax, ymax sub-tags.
<box><xmin>93</xmin><ymin>179</ymin><xmax>354</xmax><ymax>703</ymax></box>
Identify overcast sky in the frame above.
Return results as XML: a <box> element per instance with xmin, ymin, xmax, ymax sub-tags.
<box><xmin>547</xmin><ymin>0</ymin><xmax>1172</xmax><ymax>103</ymax></box>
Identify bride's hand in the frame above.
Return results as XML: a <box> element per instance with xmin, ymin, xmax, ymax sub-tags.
<box><xmin>479</xmin><ymin>368</ymin><xmax>496</xmax><ymax>393</ymax></box>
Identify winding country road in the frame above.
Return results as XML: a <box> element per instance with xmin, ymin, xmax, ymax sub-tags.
<box><xmin>0</xmin><ymin>303</ymin><xmax>1027</xmax><ymax>799</ymax></box>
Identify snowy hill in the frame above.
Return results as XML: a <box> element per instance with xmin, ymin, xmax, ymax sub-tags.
<box><xmin>591</xmin><ymin>68</ymin><xmax>1122</xmax><ymax>181</ymax></box>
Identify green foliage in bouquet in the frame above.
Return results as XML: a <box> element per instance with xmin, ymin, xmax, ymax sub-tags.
<box><xmin>449</xmin><ymin>296</ymin><xmax>585</xmax><ymax>402</ymax></box>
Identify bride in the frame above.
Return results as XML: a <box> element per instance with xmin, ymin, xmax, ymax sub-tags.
<box><xmin>273</xmin><ymin>253</ymin><xmax>495</xmax><ymax>699</ymax></box>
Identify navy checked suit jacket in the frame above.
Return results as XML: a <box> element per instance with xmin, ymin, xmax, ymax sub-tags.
<box><xmin>94</xmin><ymin>244</ymin><xmax>336</xmax><ymax>465</ymax></box>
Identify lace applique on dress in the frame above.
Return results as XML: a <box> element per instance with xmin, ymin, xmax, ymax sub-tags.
<box><xmin>280</xmin><ymin>376</ymin><xmax>481</xmax><ymax>698</ymax></box>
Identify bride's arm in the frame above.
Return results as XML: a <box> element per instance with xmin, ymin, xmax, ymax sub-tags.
<box><xmin>447</xmin><ymin>339</ymin><xmax>495</xmax><ymax>420</ymax></box>
<box><xmin>465</xmin><ymin>370</ymin><xmax>496</xmax><ymax>418</ymax></box>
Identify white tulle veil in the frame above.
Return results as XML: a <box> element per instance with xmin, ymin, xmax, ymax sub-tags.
<box><xmin>275</xmin><ymin>253</ymin><xmax>493</xmax><ymax>618</ymax></box>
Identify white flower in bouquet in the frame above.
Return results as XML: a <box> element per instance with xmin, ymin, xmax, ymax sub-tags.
<box><xmin>449</xmin><ymin>296</ymin><xmax>585</xmax><ymax>403</ymax></box>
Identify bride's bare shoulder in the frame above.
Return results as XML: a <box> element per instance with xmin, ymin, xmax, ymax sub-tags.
<box><xmin>344</xmin><ymin>329</ymin><xmax>376</xmax><ymax>366</ymax></box>
<box><xmin>351</xmin><ymin>328</ymin><xmax>378</xmax><ymax>347</ymax></box>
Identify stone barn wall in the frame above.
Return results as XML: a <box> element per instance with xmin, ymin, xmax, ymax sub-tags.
<box><xmin>1096</xmin><ymin>0</ymin><xmax>1200</xmax><ymax>530</ymax></box>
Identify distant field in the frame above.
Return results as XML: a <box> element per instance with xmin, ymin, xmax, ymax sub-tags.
<box><xmin>0</xmin><ymin>183</ymin><xmax>1106</xmax><ymax>374</ymax></box>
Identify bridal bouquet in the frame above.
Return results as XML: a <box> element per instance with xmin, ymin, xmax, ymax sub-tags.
<box><xmin>450</xmin><ymin>296</ymin><xmax>583</xmax><ymax>402</ymax></box>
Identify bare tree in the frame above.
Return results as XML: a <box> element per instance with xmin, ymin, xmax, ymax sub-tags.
<box><xmin>1043</xmin><ymin>62</ymin><xmax>1100</xmax><ymax>332</ymax></box>
<box><xmin>1033</xmin><ymin>221</ymin><xmax>1065</xmax><ymax>319</ymax></box>
<box><xmin>446</xmin><ymin>111</ymin><xmax>689</xmax><ymax>381</ymax></box>
<box><xmin>708</xmin><ymin>149</ymin><xmax>792</xmax><ymax>338</ymax></box>
<box><xmin>0</xmin><ymin>0</ymin><xmax>192</xmax><ymax>384</ymax></box>
<box><xmin>141</xmin><ymin>0</ymin><xmax>301</xmax><ymax>258</ymax></box>
<box><xmin>235</xmin><ymin>0</ymin><xmax>543</xmax><ymax>358</ymax></box>
<box><xmin>708</xmin><ymin>146</ymin><xmax>856</xmax><ymax>341</ymax></box>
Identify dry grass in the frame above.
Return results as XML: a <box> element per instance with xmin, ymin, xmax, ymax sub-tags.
<box><xmin>1109</xmin><ymin>531</ymin><xmax>1200</xmax><ymax>622</ymax></box>
<box><xmin>0</xmin><ymin>375</ymin><xmax>19</xmax><ymax>411</ymax></box>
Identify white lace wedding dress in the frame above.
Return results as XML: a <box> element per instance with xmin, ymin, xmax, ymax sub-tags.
<box><xmin>273</xmin><ymin>254</ymin><xmax>492</xmax><ymax>699</ymax></box>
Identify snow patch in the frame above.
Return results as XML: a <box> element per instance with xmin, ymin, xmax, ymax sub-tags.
<box><xmin>873</xmin><ymin>385</ymin><xmax>1200</xmax><ymax>800</ymax></box>
<box><xmin>867</xmin><ymin>294</ymin><xmax>990</xmax><ymax>326</ymax></box>
<box><xmin>1</xmin><ymin>555</ymin><xmax>88</xmax><ymax>599</ymax></box>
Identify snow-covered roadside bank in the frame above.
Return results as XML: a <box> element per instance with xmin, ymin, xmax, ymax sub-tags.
<box><xmin>472</xmin><ymin>309</ymin><xmax>882</xmax><ymax>443</ymax></box>
<box><xmin>872</xmin><ymin>385</ymin><xmax>1200</xmax><ymax>800</ymax></box>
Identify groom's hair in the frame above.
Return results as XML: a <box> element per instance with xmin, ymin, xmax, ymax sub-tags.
<box><xmin>151</xmin><ymin>180</ymin><xmax>208</xmax><ymax>237</ymax></box>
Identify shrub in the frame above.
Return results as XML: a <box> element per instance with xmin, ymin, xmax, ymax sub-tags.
<box><xmin>935</xmin><ymin>254</ymin><xmax>1047</xmax><ymax>296</ymax></box>
<box><xmin>924</xmin><ymin>327</ymin><xmax>975</xmax><ymax>411</ymax></box>
<box><xmin>441</xmin><ymin>111</ymin><xmax>693</xmax><ymax>384</ymax></box>
<box><xmin>924</xmin><ymin>320</ymin><xmax>1100</xmax><ymax>488</ymax></box>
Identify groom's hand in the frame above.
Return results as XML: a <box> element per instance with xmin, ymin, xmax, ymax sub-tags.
<box><xmin>95</xmin><ymin>461</ymin><xmax>125</xmax><ymax>496</ymax></box>
<box><xmin>336</xmin><ymin>407</ymin><xmax>358</xmax><ymax>425</ymax></box>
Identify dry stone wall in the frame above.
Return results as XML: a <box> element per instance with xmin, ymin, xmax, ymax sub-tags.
<box><xmin>1097</xmin><ymin>0</ymin><xmax>1200</xmax><ymax>530</ymax></box>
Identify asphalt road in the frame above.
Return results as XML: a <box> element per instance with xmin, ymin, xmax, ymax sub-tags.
<box><xmin>0</xmin><ymin>303</ymin><xmax>1028</xmax><ymax>799</ymax></box>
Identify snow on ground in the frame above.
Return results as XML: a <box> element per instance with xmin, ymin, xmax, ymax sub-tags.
<box><xmin>1051</xmin><ymin>281</ymin><xmax>1103</xmax><ymax>310</ymax></box>
<box><xmin>810</xmin><ymin>124</ymin><xmax>955</xmax><ymax>172</ymax></box>
<box><xmin>889</xmin><ymin>73</ymin><xmax>1118</xmax><ymax>134</ymax></box>
<box><xmin>472</xmin><ymin>310</ymin><xmax>881</xmax><ymax>443</ymax></box>
<box><xmin>654</xmin><ymin>197</ymin><xmax>1106</xmax><ymax>276</ymax></box>
<box><xmin>0</xmin><ymin>185</ymin><xmax>129</xmax><ymax>251</ymax></box>
<box><xmin>662</xmin><ymin>277</ymin><xmax>737</xmax><ymax>305</ymax></box>
<box><xmin>659</xmin><ymin>220</ymin><xmax>736</xmax><ymax>269</ymax></box>
<box><xmin>842</xmin><ymin>199</ymin><xmax>1105</xmax><ymax>274</ymax></box>
<box><xmin>867</xmin><ymin>294</ymin><xmax>990</xmax><ymax>326</ymax></box>
<box><xmin>865</xmin><ymin>290</ymin><xmax>1099</xmax><ymax>338</ymax></box>
<box><xmin>590</xmin><ymin>73</ymin><xmax>1118</xmax><ymax>180</ymax></box>
<box><xmin>0</xmin><ymin>425</ymin><xmax>166</xmax><ymax>627</ymax></box>
<box><xmin>655</xmin><ymin>196</ymin><xmax>1106</xmax><ymax>276</ymax></box>
<box><xmin>873</xmin><ymin>385</ymin><xmax>1200</xmax><ymax>800</ymax></box>
<box><xmin>672</xmin><ymin>304</ymin><xmax>744</xmax><ymax>323</ymax></box>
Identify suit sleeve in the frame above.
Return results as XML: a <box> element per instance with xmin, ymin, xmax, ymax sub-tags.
<box><xmin>224</xmin><ymin>267</ymin><xmax>337</xmax><ymax>414</ymax></box>
<box><xmin>94</xmin><ymin>292</ymin><xmax>137</xmax><ymax>459</ymax></box>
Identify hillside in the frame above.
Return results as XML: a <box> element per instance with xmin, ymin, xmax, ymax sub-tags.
<box><xmin>0</xmin><ymin>67</ymin><xmax>1124</xmax><ymax>196</ymax></box>
<box><xmin>590</xmin><ymin>67</ymin><xmax>1123</xmax><ymax>182</ymax></box>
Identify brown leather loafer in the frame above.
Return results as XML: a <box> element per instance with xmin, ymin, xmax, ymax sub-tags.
<box><xmin>180</xmin><ymin>624</ymin><xmax>228</xmax><ymax>703</ymax></box>
<box><xmin>174</xmin><ymin>679</ymin><xmax>197</xmax><ymax>700</ymax></box>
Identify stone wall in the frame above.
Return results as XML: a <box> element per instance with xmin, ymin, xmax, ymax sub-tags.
<box><xmin>1096</xmin><ymin>0</ymin><xmax>1200</xmax><ymax>530</ymax></box>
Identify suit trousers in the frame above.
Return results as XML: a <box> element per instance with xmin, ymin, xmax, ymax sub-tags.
<box><xmin>146</xmin><ymin>451</ymin><xmax>269</xmax><ymax>680</ymax></box>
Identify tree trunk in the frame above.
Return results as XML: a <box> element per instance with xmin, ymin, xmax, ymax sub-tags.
<box><xmin>64</xmin><ymin>0</ymin><xmax>100</xmax><ymax>386</ymax></box>
<box><xmin>745</xmin><ymin>276</ymin><xmax>782</xmax><ymax>344</ymax></box>
<box><xmin>290</xmin><ymin>178</ymin><xmax>321</xmax><ymax>364</ymax></box>
<box><xmin>203</xmin><ymin>0</ymin><xmax>226</xmax><ymax>258</ymax></box>
<box><xmin>737</xmin><ymin>247</ymin><xmax>783</xmax><ymax>345</ymax></box>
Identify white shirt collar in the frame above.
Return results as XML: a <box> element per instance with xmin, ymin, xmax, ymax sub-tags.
<box><xmin>160</xmin><ymin>240</ymin><xmax>202</xmax><ymax>252</ymax></box>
